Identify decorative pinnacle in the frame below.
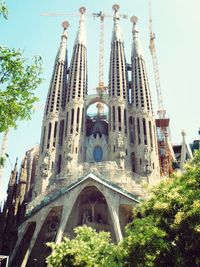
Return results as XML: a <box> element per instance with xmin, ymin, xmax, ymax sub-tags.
<box><xmin>130</xmin><ymin>16</ymin><xmax>138</xmax><ymax>25</ymax></box>
<box><xmin>79</xmin><ymin>6</ymin><xmax>86</xmax><ymax>14</ymax></box>
<box><xmin>181</xmin><ymin>130</ymin><xmax>186</xmax><ymax>137</ymax></box>
<box><xmin>112</xmin><ymin>4</ymin><xmax>120</xmax><ymax>12</ymax></box>
<box><xmin>62</xmin><ymin>21</ymin><xmax>70</xmax><ymax>30</ymax></box>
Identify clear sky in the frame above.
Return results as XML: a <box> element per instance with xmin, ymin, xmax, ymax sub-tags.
<box><xmin>0</xmin><ymin>0</ymin><xmax>200</xmax><ymax>201</ymax></box>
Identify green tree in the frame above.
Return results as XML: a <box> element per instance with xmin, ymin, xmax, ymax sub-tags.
<box><xmin>46</xmin><ymin>226</ymin><xmax>124</xmax><ymax>267</ymax></box>
<box><xmin>122</xmin><ymin>151</ymin><xmax>200</xmax><ymax>267</ymax></box>
<box><xmin>0</xmin><ymin>46</ymin><xmax>42</xmax><ymax>132</ymax></box>
<box><xmin>0</xmin><ymin>1</ymin><xmax>8</xmax><ymax>19</ymax></box>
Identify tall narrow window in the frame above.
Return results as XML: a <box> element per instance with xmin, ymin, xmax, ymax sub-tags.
<box><xmin>54</xmin><ymin>121</ymin><xmax>58</xmax><ymax>138</ymax></box>
<box><xmin>70</xmin><ymin>109</ymin><xmax>74</xmax><ymax>134</ymax></box>
<box><xmin>65</xmin><ymin>112</ymin><xmax>68</xmax><ymax>137</ymax></box>
<box><xmin>57</xmin><ymin>154</ymin><xmax>62</xmax><ymax>174</ymax></box>
<box><xmin>47</xmin><ymin>123</ymin><xmax>52</xmax><ymax>149</ymax></box>
<box><xmin>124</xmin><ymin>109</ymin><xmax>127</xmax><ymax>134</ymax></box>
<box><xmin>118</xmin><ymin>106</ymin><xmax>121</xmax><ymax>131</ymax></box>
<box><xmin>137</xmin><ymin>118</ymin><xmax>141</xmax><ymax>144</ymax></box>
<box><xmin>48</xmin><ymin>123</ymin><xmax>52</xmax><ymax>141</ymax></box>
<box><xmin>143</xmin><ymin>118</ymin><xmax>147</xmax><ymax>145</ymax></box>
<box><xmin>113</xmin><ymin>106</ymin><xmax>115</xmax><ymax>131</ymax></box>
<box><xmin>129</xmin><ymin>117</ymin><xmax>133</xmax><ymax>143</ymax></box>
<box><xmin>81</xmin><ymin>108</ymin><xmax>84</xmax><ymax>133</ymax></box>
<box><xmin>76</xmin><ymin>107</ymin><xmax>80</xmax><ymax>132</ymax></box>
<box><xmin>41</xmin><ymin>126</ymin><xmax>46</xmax><ymax>153</ymax></box>
<box><xmin>149</xmin><ymin>121</ymin><xmax>153</xmax><ymax>148</ymax></box>
<box><xmin>59</xmin><ymin>120</ymin><xmax>64</xmax><ymax>146</ymax></box>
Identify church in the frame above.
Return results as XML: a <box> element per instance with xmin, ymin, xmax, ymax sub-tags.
<box><xmin>0</xmin><ymin>4</ymin><xmax>161</xmax><ymax>266</ymax></box>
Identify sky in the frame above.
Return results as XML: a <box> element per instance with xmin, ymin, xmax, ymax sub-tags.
<box><xmin>0</xmin><ymin>0</ymin><xmax>200</xmax><ymax>201</ymax></box>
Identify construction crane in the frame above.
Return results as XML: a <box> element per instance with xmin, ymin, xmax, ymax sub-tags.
<box><xmin>0</xmin><ymin>130</ymin><xmax>9</xmax><ymax>186</ymax></box>
<box><xmin>148</xmin><ymin>0</ymin><xmax>175</xmax><ymax>176</ymax></box>
<box><xmin>148</xmin><ymin>0</ymin><xmax>165</xmax><ymax>119</ymax></box>
<box><xmin>93</xmin><ymin>9</ymin><xmax>128</xmax><ymax>98</ymax></box>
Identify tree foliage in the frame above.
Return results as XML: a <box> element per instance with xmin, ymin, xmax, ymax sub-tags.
<box><xmin>46</xmin><ymin>226</ymin><xmax>124</xmax><ymax>267</ymax></box>
<box><xmin>0</xmin><ymin>46</ymin><xmax>43</xmax><ymax>132</ymax></box>
<box><xmin>122</xmin><ymin>151</ymin><xmax>200</xmax><ymax>267</ymax></box>
<box><xmin>0</xmin><ymin>1</ymin><xmax>8</xmax><ymax>19</ymax></box>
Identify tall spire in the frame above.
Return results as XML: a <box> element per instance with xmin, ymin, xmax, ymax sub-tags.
<box><xmin>35</xmin><ymin>22</ymin><xmax>69</xmax><ymax>195</ymax></box>
<box><xmin>108</xmin><ymin>4</ymin><xmax>129</xmax><ymax>168</ymax></box>
<box><xmin>45</xmin><ymin>21</ymin><xmax>69</xmax><ymax>115</ymax></box>
<box><xmin>75</xmin><ymin>7</ymin><xmax>86</xmax><ymax>46</ymax></box>
<box><xmin>130</xmin><ymin>16</ymin><xmax>153</xmax><ymax>113</ymax></box>
<box><xmin>131</xmin><ymin>16</ymin><xmax>144</xmax><ymax>58</ymax></box>
<box><xmin>56</xmin><ymin>21</ymin><xmax>69</xmax><ymax>61</ymax></box>
<box><xmin>112</xmin><ymin>4</ymin><xmax>123</xmax><ymax>43</ymax></box>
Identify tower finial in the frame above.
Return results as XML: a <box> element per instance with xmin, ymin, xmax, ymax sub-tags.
<box><xmin>111</xmin><ymin>4</ymin><xmax>123</xmax><ymax>43</ymax></box>
<box><xmin>75</xmin><ymin>6</ymin><xmax>87</xmax><ymax>46</ymax></box>
<box><xmin>79</xmin><ymin>6</ymin><xmax>86</xmax><ymax>14</ymax></box>
<box><xmin>62</xmin><ymin>20</ymin><xmax>70</xmax><ymax>30</ymax></box>
<box><xmin>130</xmin><ymin>15</ymin><xmax>144</xmax><ymax>58</ymax></box>
<box><xmin>112</xmin><ymin>4</ymin><xmax>120</xmax><ymax>12</ymax></box>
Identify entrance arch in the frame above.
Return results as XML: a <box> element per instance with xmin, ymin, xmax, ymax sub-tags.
<box><xmin>64</xmin><ymin>186</ymin><xmax>116</xmax><ymax>241</ymax></box>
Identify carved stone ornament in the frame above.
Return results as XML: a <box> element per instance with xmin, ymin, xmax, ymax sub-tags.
<box><xmin>118</xmin><ymin>151</ymin><xmax>126</xmax><ymax>159</ymax></box>
<box><xmin>66</xmin><ymin>152</ymin><xmax>73</xmax><ymax>161</ymax></box>
<box><xmin>49</xmin><ymin>111</ymin><xmax>59</xmax><ymax>120</ymax></box>
<box><xmin>117</xmin><ymin>135</ymin><xmax>124</xmax><ymax>148</ymax></box>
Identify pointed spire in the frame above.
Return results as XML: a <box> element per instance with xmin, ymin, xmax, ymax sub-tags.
<box><xmin>75</xmin><ymin>7</ymin><xmax>86</xmax><ymax>46</ymax></box>
<box><xmin>57</xmin><ymin>20</ymin><xmax>69</xmax><ymax>61</ymax></box>
<box><xmin>112</xmin><ymin>4</ymin><xmax>123</xmax><ymax>43</ymax></box>
<box><xmin>8</xmin><ymin>157</ymin><xmax>18</xmax><ymax>187</ymax></box>
<box><xmin>130</xmin><ymin>16</ymin><xmax>144</xmax><ymax>58</ymax></box>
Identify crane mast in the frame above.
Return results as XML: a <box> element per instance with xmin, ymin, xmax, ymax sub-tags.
<box><xmin>148</xmin><ymin>0</ymin><xmax>174</xmax><ymax>176</ymax></box>
<box><xmin>148</xmin><ymin>0</ymin><xmax>165</xmax><ymax>119</ymax></box>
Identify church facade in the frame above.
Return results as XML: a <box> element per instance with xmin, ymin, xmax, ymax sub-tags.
<box><xmin>0</xmin><ymin>5</ymin><xmax>161</xmax><ymax>267</ymax></box>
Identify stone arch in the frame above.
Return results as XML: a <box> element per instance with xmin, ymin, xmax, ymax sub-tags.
<box><xmin>11</xmin><ymin>222</ymin><xmax>36</xmax><ymax>267</ymax></box>
<box><xmin>26</xmin><ymin>206</ymin><xmax>63</xmax><ymax>267</ymax></box>
<box><xmin>64</xmin><ymin>185</ymin><xmax>116</xmax><ymax>241</ymax></box>
<box><xmin>85</xmin><ymin>95</ymin><xmax>108</xmax><ymax>111</ymax></box>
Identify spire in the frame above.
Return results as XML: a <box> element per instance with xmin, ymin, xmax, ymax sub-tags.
<box><xmin>56</xmin><ymin>21</ymin><xmax>69</xmax><ymax>62</ymax></box>
<box><xmin>112</xmin><ymin>4</ymin><xmax>123</xmax><ymax>43</ymax></box>
<box><xmin>75</xmin><ymin>7</ymin><xmax>86</xmax><ymax>46</ymax></box>
<box><xmin>8</xmin><ymin>157</ymin><xmax>18</xmax><ymax>187</ymax></box>
<box><xmin>130</xmin><ymin>16</ymin><xmax>144</xmax><ymax>58</ymax></box>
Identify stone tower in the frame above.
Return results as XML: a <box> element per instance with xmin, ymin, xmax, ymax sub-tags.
<box><xmin>6</xmin><ymin>5</ymin><xmax>161</xmax><ymax>267</ymax></box>
<box><xmin>35</xmin><ymin>20</ymin><xmax>69</xmax><ymax>195</ymax></box>
<box><xmin>108</xmin><ymin>4</ymin><xmax>129</xmax><ymax>169</ymax></box>
<box><xmin>129</xmin><ymin>16</ymin><xmax>160</xmax><ymax>184</ymax></box>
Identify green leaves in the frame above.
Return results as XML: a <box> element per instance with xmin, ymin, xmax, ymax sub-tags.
<box><xmin>46</xmin><ymin>226</ymin><xmax>124</xmax><ymax>267</ymax></box>
<box><xmin>0</xmin><ymin>1</ymin><xmax>8</xmax><ymax>19</ymax></box>
<box><xmin>0</xmin><ymin>46</ymin><xmax>43</xmax><ymax>132</ymax></box>
<box><xmin>122</xmin><ymin>151</ymin><xmax>200</xmax><ymax>267</ymax></box>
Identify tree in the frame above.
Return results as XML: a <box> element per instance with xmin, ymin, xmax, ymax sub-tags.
<box><xmin>0</xmin><ymin>1</ymin><xmax>8</xmax><ymax>19</ymax></box>
<box><xmin>122</xmin><ymin>151</ymin><xmax>200</xmax><ymax>267</ymax></box>
<box><xmin>46</xmin><ymin>226</ymin><xmax>124</xmax><ymax>267</ymax></box>
<box><xmin>0</xmin><ymin>46</ymin><xmax>42</xmax><ymax>132</ymax></box>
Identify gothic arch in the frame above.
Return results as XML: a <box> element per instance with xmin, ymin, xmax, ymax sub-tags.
<box><xmin>26</xmin><ymin>206</ymin><xmax>63</xmax><ymax>267</ymax></box>
<box><xmin>11</xmin><ymin>222</ymin><xmax>36</xmax><ymax>267</ymax></box>
<box><xmin>64</xmin><ymin>185</ymin><xmax>116</xmax><ymax>241</ymax></box>
<box><xmin>85</xmin><ymin>95</ymin><xmax>108</xmax><ymax>111</ymax></box>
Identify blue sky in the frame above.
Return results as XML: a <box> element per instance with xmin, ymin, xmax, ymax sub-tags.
<box><xmin>0</xmin><ymin>0</ymin><xmax>200</xmax><ymax>201</ymax></box>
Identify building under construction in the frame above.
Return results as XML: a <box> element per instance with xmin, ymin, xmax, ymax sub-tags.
<box><xmin>0</xmin><ymin>3</ymin><xmax>184</xmax><ymax>266</ymax></box>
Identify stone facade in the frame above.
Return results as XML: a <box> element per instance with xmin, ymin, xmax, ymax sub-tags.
<box><xmin>0</xmin><ymin>5</ymin><xmax>161</xmax><ymax>267</ymax></box>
